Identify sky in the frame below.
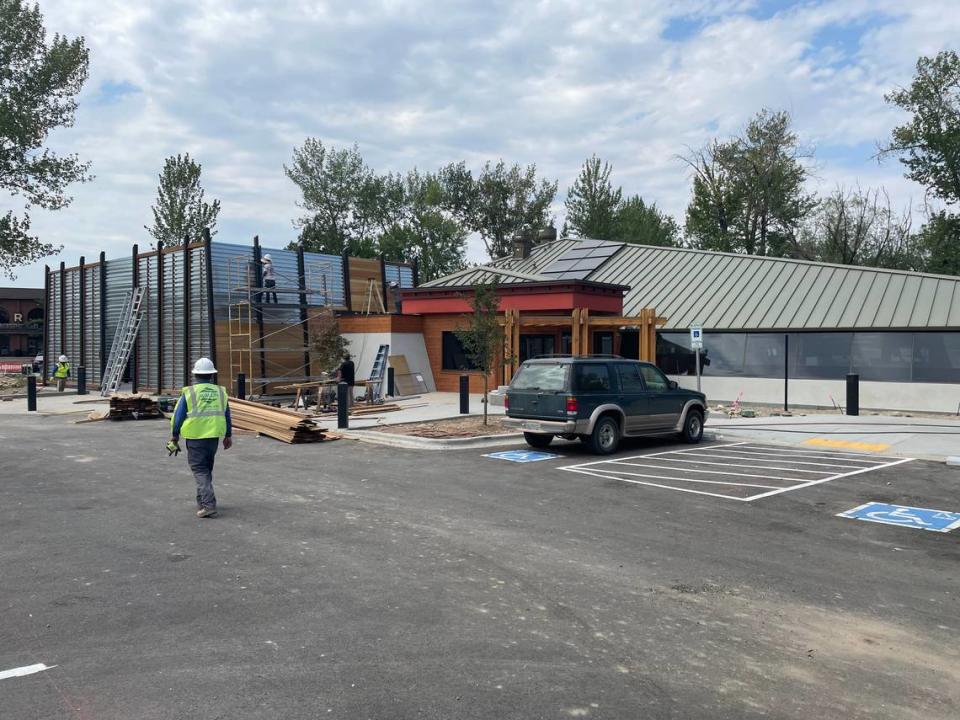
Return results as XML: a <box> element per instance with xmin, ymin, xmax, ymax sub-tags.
<box><xmin>6</xmin><ymin>0</ymin><xmax>959</xmax><ymax>288</ymax></box>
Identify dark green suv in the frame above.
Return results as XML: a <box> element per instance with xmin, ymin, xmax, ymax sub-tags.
<box><xmin>503</xmin><ymin>357</ymin><xmax>707</xmax><ymax>455</ymax></box>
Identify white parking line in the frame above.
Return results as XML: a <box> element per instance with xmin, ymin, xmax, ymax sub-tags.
<box><xmin>559</xmin><ymin>443</ymin><xmax>914</xmax><ymax>502</ymax></box>
<box><xmin>0</xmin><ymin>663</ymin><xmax>56</xmax><ymax>681</ymax></box>
<box><xmin>689</xmin><ymin>447</ymin><xmax>890</xmax><ymax>465</ymax></box>
<box><xmin>729</xmin><ymin>444</ymin><xmax>894</xmax><ymax>461</ymax></box>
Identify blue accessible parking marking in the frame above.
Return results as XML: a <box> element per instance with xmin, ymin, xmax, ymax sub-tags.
<box><xmin>484</xmin><ymin>450</ymin><xmax>561</xmax><ymax>463</ymax></box>
<box><xmin>838</xmin><ymin>502</ymin><xmax>960</xmax><ymax>533</ymax></box>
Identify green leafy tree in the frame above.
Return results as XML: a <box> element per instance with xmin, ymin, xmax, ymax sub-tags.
<box><xmin>443</xmin><ymin>160</ymin><xmax>557</xmax><ymax>260</ymax></box>
<box><xmin>683</xmin><ymin>110</ymin><xmax>815</xmax><ymax>256</ymax></box>
<box><xmin>1</xmin><ymin>0</ymin><xmax>91</xmax><ymax>278</ymax></box>
<box><xmin>310</xmin><ymin>307</ymin><xmax>350</xmax><ymax>374</ymax></box>
<box><xmin>454</xmin><ymin>280</ymin><xmax>502</xmax><ymax>425</ymax></box>
<box><xmin>145</xmin><ymin>153</ymin><xmax>220</xmax><ymax>245</ymax></box>
<box><xmin>915</xmin><ymin>210</ymin><xmax>960</xmax><ymax>275</ymax></box>
<box><xmin>613</xmin><ymin>195</ymin><xmax>680</xmax><ymax>246</ymax></box>
<box><xmin>564</xmin><ymin>156</ymin><xmax>621</xmax><ymax>238</ymax></box>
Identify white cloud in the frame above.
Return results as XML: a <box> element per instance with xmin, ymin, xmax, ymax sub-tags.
<box><xmin>7</xmin><ymin>0</ymin><xmax>956</xmax><ymax>285</ymax></box>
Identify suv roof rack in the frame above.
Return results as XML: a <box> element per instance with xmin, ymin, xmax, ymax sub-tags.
<box><xmin>530</xmin><ymin>353</ymin><xmax>625</xmax><ymax>360</ymax></box>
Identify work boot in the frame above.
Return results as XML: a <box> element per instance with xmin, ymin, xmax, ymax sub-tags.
<box><xmin>197</xmin><ymin>507</ymin><xmax>218</xmax><ymax>518</ymax></box>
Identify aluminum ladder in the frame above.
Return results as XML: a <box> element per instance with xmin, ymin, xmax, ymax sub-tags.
<box><xmin>365</xmin><ymin>343</ymin><xmax>390</xmax><ymax>403</ymax></box>
<box><xmin>100</xmin><ymin>287</ymin><xmax>145</xmax><ymax>396</ymax></box>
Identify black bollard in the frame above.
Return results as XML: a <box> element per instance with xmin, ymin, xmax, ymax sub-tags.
<box><xmin>337</xmin><ymin>382</ymin><xmax>349</xmax><ymax>429</ymax></box>
<box><xmin>846</xmin><ymin>373</ymin><xmax>859</xmax><ymax>416</ymax></box>
<box><xmin>459</xmin><ymin>375</ymin><xmax>469</xmax><ymax>414</ymax></box>
<box><xmin>237</xmin><ymin>373</ymin><xmax>246</xmax><ymax>400</ymax></box>
<box><xmin>77</xmin><ymin>367</ymin><xmax>87</xmax><ymax>395</ymax></box>
<box><xmin>387</xmin><ymin>366</ymin><xmax>395</xmax><ymax>397</ymax></box>
<box><xmin>27</xmin><ymin>375</ymin><xmax>37</xmax><ymax>412</ymax></box>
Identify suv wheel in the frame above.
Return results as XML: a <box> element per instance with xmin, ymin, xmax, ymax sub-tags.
<box><xmin>523</xmin><ymin>432</ymin><xmax>553</xmax><ymax>449</ymax></box>
<box><xmin>589</xmin><ymin>415</ymin><xmax>620</xmax><ymax>455</ymax></box>
<box><xmin>681</xmin><ymin>408</ymin><xmax>704</xmax><ymax>443</ymax></box>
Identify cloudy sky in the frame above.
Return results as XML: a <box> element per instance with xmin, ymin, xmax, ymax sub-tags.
<box><xmin>8</xmin><ymin>0</ymin><xmax>959</xmax><ymax>287</ymax></box>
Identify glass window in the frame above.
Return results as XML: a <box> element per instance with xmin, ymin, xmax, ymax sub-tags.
<box><xmin>743</xmin><ymin>334</ymin><xmax>788</xmax><ymax>377</ymax></box>
<box><xmin>616</xmin><ymin>363</ymin><xmax>646</xmax><ymax>392</ymax></box>
<box><xmin>593</xmin><ymin>331</ymin><xmax>614</xmax><ymax>355</ymax></box>
<box><xmin>519</xmin><ymin>334</ymin><xmax>555</xmax><ymax>362</ymax></box>
<box><xmin>791</xmin><ymin>333</ymin><xmax>852</xmax><ymax>379</ymax></box>
<box><xmin>913</xmin><ymin>333</ymin><xmax>960</xmax><ymax>383</ymax></box>
<box><xmin>574</xmin><ymin>363</ymin><xmax>611</xmax><ymax>392</ymax></box>
<box><xmin>851</xmin><ymin>333</ymin><xmax>913</xmax><ymax>382</ymax></box>
<box><xmin>657</xmin><ymin>332</ymin><xmax>695</xmax><ymax>375</ymax></box>
<box><xmin>702</xmin><ymin>333</ymin><xmax>746</xmax><ymax>375</ymax></box>
<box><xmin>560</xmin><ymin>331</ymin><xmax>572</xmax><ymax>355</ymax></box>
<box><xmin>511</xmin><ymin>363</ymin><xmax>568</xmax><ymax>391</ymax></box>
<box><xmin>639</xmin><ymin>364</ymin><xmax>670</xmax><ymax>392</ymax></box>
<box><xmin>442</xmin><ymin>332</ymin><xmax>479</xmax><ymax>371</ymax></box>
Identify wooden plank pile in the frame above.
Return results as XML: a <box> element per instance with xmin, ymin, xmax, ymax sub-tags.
<box><xmin>109</xmin><ymin>394</ymin><xmax>162</xmax><ymax>420</ymax></box>
<box><xmin>230</xmin><ymin>398</ymin><xmax>336</xmax><ymax>444</ymax></box>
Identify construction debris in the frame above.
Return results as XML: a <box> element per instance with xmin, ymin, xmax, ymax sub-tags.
<box><xmin>230</xmin><ymin>398</ymin><xmax>336</xmax><ymax>444</ymax></box>
<box><xmin>109</xmin><ymin>394</ymin><xmax>162</xmax><ymax>420</ymax></box>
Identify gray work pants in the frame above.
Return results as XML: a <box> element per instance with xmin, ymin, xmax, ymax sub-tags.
<box><xmin>186</xmin><ymin>438</ymin><xmax>219</xmax><ymax>509</ymax></box>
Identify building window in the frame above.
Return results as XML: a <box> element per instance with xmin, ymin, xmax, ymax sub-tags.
<box><xmin>27</xmin><ymin>308</ymin><xmax>44</xmax><ymax>322</ymax></box>
<box><xmin>593</xmin><ymin>331</ymin><xmax>613</xmax><ymax>355</ymax></box>
<box><xmin>441</xmin><ymin>331</ymin><xmax>479</xmax><ymax>371</ymax></box>
<box><xmin>912</xmin><ymin>333</ymin><xmax>960</xmax><ymax>383</ymax></box>
<box><xmin>851</xmin><ymin>333</ymin><xmax>913</xmax><ymax>382</ymax></box>
<box><xmin>519</xmin><ymin>334</ymin><xmax>555</xmax><ymax>362</ymax></box>
<box><xmin>791</xmin><ymin>332</ymin><xmax>853</xmax><ymax>379</ymax></box>
<box><xmin>0</xmin><ymin>308</ymin><xmax>8</xmax><ymax>323</ymax></box>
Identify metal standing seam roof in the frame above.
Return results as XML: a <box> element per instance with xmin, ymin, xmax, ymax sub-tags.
<box><xmin>424</xmin><ymin>239</ymin><xmax>960</xmax><ymax>330</ymax></box>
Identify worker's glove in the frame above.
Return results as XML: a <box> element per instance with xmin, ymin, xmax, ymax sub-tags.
<box><xmin>166</xmin><ymin>439</ymin><xmax>181</xmax><ymax>457</ymax></box>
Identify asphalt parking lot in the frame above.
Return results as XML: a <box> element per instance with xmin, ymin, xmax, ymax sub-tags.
<box><xmin>2</xmin><ymin>413</ymin><xmax>959</xmax><ymax>719</ymax></box>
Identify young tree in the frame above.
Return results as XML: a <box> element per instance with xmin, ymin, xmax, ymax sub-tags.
<box><xmin>311</xmin><ymin>307</ymin><xmax>350</xmax><ymax>374</ymax></box>
<box><xmin>565</xmin><ymin>156</ymin><xmax>622</xmax><ymax>239</ymax></box>
<box><xmin>145</xmin><ymin>154</ymin><xmax>220</xmax><ymax>245</ymax></box>
<box><xmin>613</xmin><ymin>195</ymin><xmax>680</xmax><ymax>246</ymax></box>
<box><xmin>444</xmin><ymin>160</ymin><xmax>557</xmax><ymax>260</ymax></box>
<box><xmin>1</xmin><ymin>0</ymin><xmax>91</xmax><ymax>278</ymax></box>
<box><xmin>454</xmin><ymin>280</ymin><xmax>502</xmax><ymax>425</ymax></box>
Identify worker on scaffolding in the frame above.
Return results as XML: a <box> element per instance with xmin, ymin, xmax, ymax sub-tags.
<box><xmin>261</xmin><ymin>254</ymin><xmax>278</xmax><ymax>304</ymax></box>
<box><xmin>168</xmin><ymin>358</ymin><xmax>232</xmax><ymax>518</ymax></box>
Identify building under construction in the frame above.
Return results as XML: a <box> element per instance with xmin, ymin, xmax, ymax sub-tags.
<box><xmin>43</xmin><ymin>230</ymin><xmax>416</xmax><ymax>395</ymax></box>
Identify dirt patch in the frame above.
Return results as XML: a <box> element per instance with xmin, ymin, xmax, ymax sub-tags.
<box><xmin>369</xmin><ymin>415</ymin><xmax>515</xmax><ymax>438</ymax></box>
<box><xmin>0</xmin><ymin>374</ymin><xmax>26</xmax><ymax>396</ymax></box>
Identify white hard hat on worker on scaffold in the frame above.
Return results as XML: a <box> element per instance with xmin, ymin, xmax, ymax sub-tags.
<box><xmin>59</xmin><ymin>355</ymin><xmax>68</xmax><ymax>362</ymax></box>
<box><xmin>192</xmin><ymin>357</ymin><xmax>217</xmax><ymax>374</ymax></box>
<box><xmin>262</xmin><ymin>254</ymin><xmax>272</xmax><ymax>262</ymax></box>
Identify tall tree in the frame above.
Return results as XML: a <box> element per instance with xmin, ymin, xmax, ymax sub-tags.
<box><xmin>613</xmin><ymin>195</ymin><xmax>680</xmax><ymax>246</ymax></box>
<box><xmin>683</xmin><ymin>110</ymin><xmax>815</xmax><ymax>256</ymax></box>
<box><xmin>444</xmin><ymin>160</ymin><xmax>557</xmax><ymax>260</ymax></box>
<box><xmin>145</xmin><ymin>153</ymin><xmax>220</xmax><ymax>245</ymax></box>
<box><xmin>454</xmin><ymin>280</ymin><xmax>502</xmax><ymax>425</ymax></box>
<box><xmin>1</xmin><ymin>0</ymin><xmax>91</xmax><ymax>278</ymax></box>
<box><xmin>564</xmin><ymin>156</ymin><xmax>621</xmax><ymax>239</ymax></box>
<box><xmin>915</xmin><ymin>210</ymin><xmax>960</xmax><ymax>275</ymax></box>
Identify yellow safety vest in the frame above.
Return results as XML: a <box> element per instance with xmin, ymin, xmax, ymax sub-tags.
<box><xmin>54</xmin><ymin>362</ymin><xmax>70</xmax><ymax>379</ymax></box>
<box><xmin>175</xmin><ymin>383</ymin><xmax>228</xmax><ymax>439</ymax></box>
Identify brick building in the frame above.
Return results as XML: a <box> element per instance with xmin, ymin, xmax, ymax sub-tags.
<box><xmin>0</xmin><ymin>287</ymin><xmax>44</xmax><ymax>358</ymax></box>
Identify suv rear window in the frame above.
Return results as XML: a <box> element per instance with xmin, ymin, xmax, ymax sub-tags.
<box><xmin>511</xmin><ymin>363</ymin><xmax>568</xmax><ymax>391</ymax></box>
<box><xmin>573</xmin><ymin>363</ymin><xmax>611</xmax><ymax>392</ymax></box>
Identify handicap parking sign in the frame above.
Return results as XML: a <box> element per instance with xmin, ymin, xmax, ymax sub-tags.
<box><xmin>838</xmin><ymin>502</ymin><xmax>960</xmax><ymax>533</ymax></box>
<box><xmin>484</xmin><ymin>450</ymin><xmax>561</xmax><ymax>463</ymax></box>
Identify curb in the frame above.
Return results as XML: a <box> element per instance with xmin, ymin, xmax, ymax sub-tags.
<box><xmin>341</xmin><ymin>428</ymin><xmax>524</xmax><ymax>450</ymax></box>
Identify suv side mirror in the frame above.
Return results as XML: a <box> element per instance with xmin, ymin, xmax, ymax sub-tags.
<box><xmin>668</xmin><ymin>380</ymin><xmax>679</xmax><ymax>390</ymax></box>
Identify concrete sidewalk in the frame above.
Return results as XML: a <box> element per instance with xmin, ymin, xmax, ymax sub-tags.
<box><xmin>709</xmin><ymin>413</ymin><xmax>960</xmax><ymax>462</ymax></box>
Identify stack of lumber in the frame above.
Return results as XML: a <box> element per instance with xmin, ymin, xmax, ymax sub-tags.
<box><xmin>350</xmin><ymin>403</ymin><xmax>401</xmax><ymax>416</ymax></box>
<box><xmin>230</xmin><ymin>398</ymin><xmax>336</xmax><ymax>444</ymax></box>
<box><xmin>109</xmin><ymin>394</ymin><xmax>162</xmax><ymax>420</ymax></box>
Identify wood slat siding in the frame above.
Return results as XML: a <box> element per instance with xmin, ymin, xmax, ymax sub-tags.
<box><xmin>421</xmin><ymin>315</ymin><xmax>498</xmax><ymax>393</ymax></box>
<box><xmin>348</xmin><ymin>258</ymin><xmax>384</xmax><ymax>312</ymax></box>
<box><xmin>338</xmin><ymin>314</ymin><xmax>424</xmax><ymax>334</ymax></box>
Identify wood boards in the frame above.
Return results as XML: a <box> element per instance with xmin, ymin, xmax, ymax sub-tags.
<box><xmin>229</xmin><ymin>397</ymin><xmax>336</xmax><ymax>444</ymax></box>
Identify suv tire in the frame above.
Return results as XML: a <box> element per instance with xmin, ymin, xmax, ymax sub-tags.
<box><xmin>681</xmin><ymin>408</ymin><xmax>704</xmax><ymax>443</ymax></box>
<box><xmin>523</xmin><ymin>432</ymin><xmax>553</xmax><ymax>449</ymax></box>
<box><xmin>589</xmin><ymin>415</ymin><xmax>620</xmax><ymax>455</ymax></box>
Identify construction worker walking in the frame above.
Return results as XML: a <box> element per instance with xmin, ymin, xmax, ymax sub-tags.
<box><xmin>53</xmin><ymin>355</ymin><xmax>70</xmax><ymax>392</ymax></box>
<box><xmin>168</xmin><ymin>357</ymin><xmax>232</xmax><ymax>518</ymax></box>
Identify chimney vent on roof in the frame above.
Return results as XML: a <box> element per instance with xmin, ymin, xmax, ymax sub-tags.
<box><xmin>512</xmin><ymin>227</ymin><xmax>534</xmax><ymax>259</ymax></box>
<box><xmin>537</xmin><ymin>226</ymin><xmax>557</xmax><ymax>243</ymax></box>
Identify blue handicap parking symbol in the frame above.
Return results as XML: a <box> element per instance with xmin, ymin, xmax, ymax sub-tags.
<box><xmin>838</xmin><ymin>502</ymin><xmax>960</xmax><ymax>533</ymax></box>
<box><xmin>484</xmin><ymin>450</ymin><xmax>561</xmax><ymax>463</ymax></box>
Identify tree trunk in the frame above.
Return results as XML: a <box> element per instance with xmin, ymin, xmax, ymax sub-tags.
<box><xmin>483</xmin><ymin>373</ymin><xmax>488</xmax><ymax>425</ymax></box>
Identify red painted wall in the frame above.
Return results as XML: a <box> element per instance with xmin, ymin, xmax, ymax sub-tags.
<box><xmin>402</xmin><ymin>291</ymin><xmax>622</xmax><ymax>315</ymax></box>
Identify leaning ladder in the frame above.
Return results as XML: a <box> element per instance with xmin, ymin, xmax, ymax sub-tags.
<box><xmin>100</xmin><ymin>287</ymin><xmax>146</xmax><ymax>396</ymax></box>
<box><xmin>365</xmin><ymin>343</ymin><xmax>390</xmax><ymax>403</ymax></box>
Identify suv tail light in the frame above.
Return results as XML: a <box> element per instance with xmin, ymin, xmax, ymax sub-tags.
<box><xmin>565</xmin><ymin>396</ymin><xmax>578</xmax><ymax>414</ymax></box>
<box><xmin>504</xmin><ymin>394</ymin><xmax>509</xmax><ymax>410</ymax></box>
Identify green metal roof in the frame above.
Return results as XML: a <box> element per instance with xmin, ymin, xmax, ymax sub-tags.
<box><xmin>424</xmin><ymin>240</ymin><xmax>960</xmax><ymax>330</ymax></box>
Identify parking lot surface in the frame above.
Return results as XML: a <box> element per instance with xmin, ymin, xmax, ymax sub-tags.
<box><xmin>2</xmin><ymin>413</ymin><xmax>959</xmax><ymax>719</ymax></box>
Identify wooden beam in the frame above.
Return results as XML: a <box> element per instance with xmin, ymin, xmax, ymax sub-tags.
<box><xmin>511</xmin><ymin>308</ymin><xmax>519</xmax><ymax>374</ymax></box>
<box><xmin>571</xmin><ymin>308</ymin><xmax>580</xmax><ymax>356</ymax></box>
<box><xmin>580</xmin><ymin>307</ymin><xmax>589</xmax><ymax>355</ymax></box>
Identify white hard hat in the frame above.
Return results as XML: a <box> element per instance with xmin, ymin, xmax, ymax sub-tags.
<box><xmin>59</xmin><ymin>355</ymin><xmax>68</xmax><ymax>362</ymax></box>
<box><xmin>192</xmin><ymin>357</ymin><xmax>217</xmax><ymax>374</ymax></box>
<box><xmin>262</xmin><ymin>254</ymin><xmax>272</xmax><ymax>261</ymax></box>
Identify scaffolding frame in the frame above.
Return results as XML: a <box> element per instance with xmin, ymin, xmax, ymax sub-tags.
<box><xmin>226</xmin><ymin>253</ymin><xmax>333</xmax><ymax>395</ymax></box>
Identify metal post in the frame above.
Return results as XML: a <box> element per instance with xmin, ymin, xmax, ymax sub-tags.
<box><xmin>42</xmin><ymin>265</ymin><xmax>49</xmax><ymax>386</ymax></box>
<box><xmin>203</xmin><ymin>228</ymin><xmax>218</xmax><ymax>372</ymax></box>
<box><xmin>337</xmin><ymin>382</ymin><xmax>349</xmax><ymax>429</ymax></box>
<box><xmin>99</xmin><ymin>251</ymin><xmax>107</xmax><ymax>384</ymax></box>
<box><xmin>387</xmin><ymin>366</ymin><xmax>395</xmax><ymax>397</ymax></box>
<box><xmin>78</xmin><ymin>256</ymin><xmax>86</xmax><ymax>368</ymax></box>
<box><xmin>341</xmin><ymin>250</ymin><xmax>352</xmax><ymax>311</ymax></box>
<box><xmin>784</xmin><ymin>333</ymin><xmax>789</xmax><ymax>412</ymax></box>
<box><xmin>59</xmin><ymin>261</ymin><xmax>66</xmax><ymax>356</ymax></box>
<box><xmin>379</xmin><ymin>255</ymin><xmax>389</xmax><ymax>313</ymax></box>
<box><xmin>183</xmin><ymin>233</ymin><xmax>192</xmax><ymax>389</ymax></box>
<box><xmin>846</xmin><ymin>373</ymin><xmax>859</xmax><ymax>416</ymax></box>
<box><xmin>695</xmin><ymin>347</ymin><xmax>701</xmax><ymax>392</ymax></box>
<box><xmin>77</xmin><ymin>367</ymin><xmax>87</xmax><ymax>395</ymax></box>
<box><xmin>297</xmin><ymin>245</ymin><xmax>311</xmax><ymax>378</ymax></box>
<box><xmin>411</xmin><ymin>258</ymin><xmax>419</xmax><ymax>288</ymax></box>
<box><xmin>237</xmin><ymin>372</ymin><xmax>246</xmax><ymax>400</ymax></box>
<box><xmin>27</xmin><ymin>376</ymin><xmax>37</xmax><ymax>411</ymax></box>
<box><xmin>252</xmin><ymin>236</ymin><xmax>266</xmax><ymax>393</ymax></box>
<box><xmin>459</xmin><ymin>375</ymin><xmax>469</xmax><ymax>414</ymax></box>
